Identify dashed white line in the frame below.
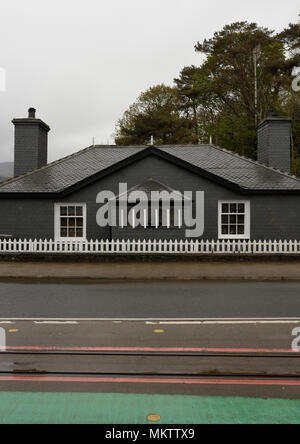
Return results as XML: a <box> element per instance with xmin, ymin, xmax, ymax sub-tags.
<box><xmin>0</xmin><ymin>318</ymin><xmax>300</xmax><ymax>326</ymax></box>
<box><xmin>1</xmin><ymin>317</ymin><xmax>300</xmax><ymax>322</ymax></box>
<box><xmin>33</xmin><ymin>321</ymin><xmax>78</xmax><ymax>325</ymax></box>
<box><xmin>146</xmin><ymin>320</ymin><xmax>300</xmax><ymax>325</ymax></box>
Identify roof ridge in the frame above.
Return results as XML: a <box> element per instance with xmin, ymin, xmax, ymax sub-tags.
<box><xmin>209</xmin><ymin>144</ymin><xmax>300</xmax><ymax>183</ymax></box>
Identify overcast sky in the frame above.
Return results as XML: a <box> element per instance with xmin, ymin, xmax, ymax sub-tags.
<box><xmin>0</xmin><ymin>0</ymin><xmax>298</xmax><ymax>163</ymax></box>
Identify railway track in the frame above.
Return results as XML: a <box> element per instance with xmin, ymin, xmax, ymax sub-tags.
<box><xmin>1</xmin><ymin>351</ymin><xmax>300</xmax><ymax>378</ymax></box>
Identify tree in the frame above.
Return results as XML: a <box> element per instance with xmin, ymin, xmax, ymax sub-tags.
<box><xmin>174</xmin><ymin>65</ymin><xmax>203</xmax><ymax>140</ymax></box>
<box><xmin>277</xmin><ymin>22</ymin><xmax>300</xmax><ymax>175</ymax></box>
<box><xmin>115</xmin><ymin>85</ymin><xmax>197</xmax><ymax>145</ymax></box>
<box><xmin>173</xmin><ymin>21</ymin><xmax>300</xmax><ymax>160</ymax></box>
<box><xmin>115</xmin><ymin>20</ymin><xmax>300</xmax><ymax>173</ymax></box>
<box><xmin>278</xmin><ymin>22</ymin><xmax>300</xmax><ymax>60</ymax></box>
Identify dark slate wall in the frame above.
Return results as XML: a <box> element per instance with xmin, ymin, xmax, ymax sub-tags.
<box><xmin>0</xmin><ymin>154</ymin><xmax>300</xmax><ymax>240</ymax></box>
<box><xmin>0</xmin><ymin>198</ymin><xmax>54</xmax><ymax>239</ymax></box>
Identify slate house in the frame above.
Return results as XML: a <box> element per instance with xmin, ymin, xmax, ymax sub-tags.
<box><xmin>0</xmin><ymin>108</ymin><xmax>299</xmax><ymax>242</ymax></box>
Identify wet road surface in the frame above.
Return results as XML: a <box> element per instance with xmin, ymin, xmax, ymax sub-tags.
<box><xmin>0</xmin><ymin>319</ymin><xmax>300</xmax><ymax>399</ymax></box>
<box><xmin>1</xmin><ymin>281</ymin><xmax>300</xmax><ymax>414</ymax></box>
<box><xmin>1</xmin><ymin>281</ymin><xmax>300</xmax><ymax>318</ymax></box>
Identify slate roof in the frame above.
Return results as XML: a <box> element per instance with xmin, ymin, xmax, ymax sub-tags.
<box><xmin>0</xmin><ymin>144</ymin><xmax>300</xmax><ymax>194</ymax></box>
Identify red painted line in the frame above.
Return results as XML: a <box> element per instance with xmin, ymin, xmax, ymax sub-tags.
<box><xmin>4</xmin><ymin>346</ymin><xmax>300</xmax><ymax>354</ymax></box>
<box><xmin>0</xmin><ymin>375</ymin><xmax>300</xmax><ymax>386</ymax></box>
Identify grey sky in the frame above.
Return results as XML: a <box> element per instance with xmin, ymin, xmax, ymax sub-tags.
<box><xmin>0</xmin><ymin>0</ymin><xmax>298</xmax><ymax>163</ymax></box>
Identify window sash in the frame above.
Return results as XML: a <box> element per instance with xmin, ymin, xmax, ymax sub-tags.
<box><xmin>55</xmin><ymin>204</ymin><xmax>86</xmax><ymax>240</ymax></box>
<box><xmin>218</xmin><ymin>201</ymin><xmax>250</xmax><ymax>239</ymax></box>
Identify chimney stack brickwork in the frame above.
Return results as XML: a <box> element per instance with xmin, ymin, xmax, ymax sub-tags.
<box><xmin>13</xmin><ymin>108</ymin><xmax>50</xmax><ymax>177</ymax></box>
<box><xmin>257</xmin><ymin>113</ymin><xmax>292</xmax><ymax>174</ymax></box>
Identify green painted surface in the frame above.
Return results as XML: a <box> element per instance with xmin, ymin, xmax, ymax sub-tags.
<box><xmin>0</xmin><ymin>392</ymin><xmax>300</xmax><ymax>424</ymax></box>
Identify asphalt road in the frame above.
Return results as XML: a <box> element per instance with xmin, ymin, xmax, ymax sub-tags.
<box><xmin>2</xmin><ymin>281</ymin><xmax>300</xmax><ymax>405</ymax></box>
<box><xmin>1</xmin><ymin>320</ymin><xmax>300</xmax><ymax>401</ymax></box>
<box><xmin>1</xmin><ymin>281</ymin><xmax>300</xmax><ymax>318</ymax></box>
<box><xmin>3</xmin><ymin>351</ymin><xmax>299</xmax><ymax>377</ymax></box>
<box><xmin>1</xmin><ymin>320</ymin><xmax>298</xmax><ymax>349</ymax></box>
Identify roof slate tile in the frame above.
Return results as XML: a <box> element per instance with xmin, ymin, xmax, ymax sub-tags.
<box><xmin>0</xmin><ymin>144</ymin><xmax>300</xmax><ymax>193</ymax></box>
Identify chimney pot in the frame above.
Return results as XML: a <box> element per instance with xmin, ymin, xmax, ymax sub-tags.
<box><xmin>268</xmin><ymin>109</ymin><xmax>278</xmax><ymax>117</ymax></box>
<box><xmin>28</xmin><ymin>107</ymin><xmax>36</xmax><ymax>119</ymax></box>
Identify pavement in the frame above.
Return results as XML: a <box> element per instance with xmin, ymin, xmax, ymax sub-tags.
<box><xmin>1</xmin><ymin>259</ymin><xmax>300</xmax><ymax>281</ymax></box>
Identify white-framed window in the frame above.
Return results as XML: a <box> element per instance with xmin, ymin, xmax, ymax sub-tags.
<box><xmin>54</xmin><ymin>203</ymin><xmax>87</xmax><ymax>240</ymax></box>
<box><xmin>218</xmin><ymin>201</ymin><xmax>250</xmax><ymax>239</ymax></box>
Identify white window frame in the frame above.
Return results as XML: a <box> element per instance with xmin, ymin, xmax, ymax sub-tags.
<box><xmin>54</xmin><ymin>203</ymin><xmax>87</xmax><ymax>240</ymax></box>
<box><xmin>218</xmin><ymin>200</ymin><xmax>250</xmax><ymax>240</ymax></box>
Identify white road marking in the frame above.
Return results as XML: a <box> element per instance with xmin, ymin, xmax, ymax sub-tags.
<box><xmin>146</xmin><ymin>320</ymin><xmax>300</xmax><ymax>325</ymax></box>
<box><xmin>0</xmin><ymin>317</ymin><xmax>299</xmax><ymax>325</ymax></box>
<box><xmin>33</xmin><ymin>321</ymin><xmax>78</xmax><ymax>325</ymax></box>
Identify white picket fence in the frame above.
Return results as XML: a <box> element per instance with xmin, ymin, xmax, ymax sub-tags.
<box><xmin>0</xmin><ymin>238</ymin><xmax>300</xmax><ymax>254</ymax></box>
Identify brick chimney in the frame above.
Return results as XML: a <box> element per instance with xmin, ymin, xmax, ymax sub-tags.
<box><xmin>257</xmin><ymin>111</ymin><xmax>292</xmax><ymax>173</ymax></box>
<box><xmin>13</xmin><ymin>108</ymin><xmax>50</xmax><ymax>177</ymax></box>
